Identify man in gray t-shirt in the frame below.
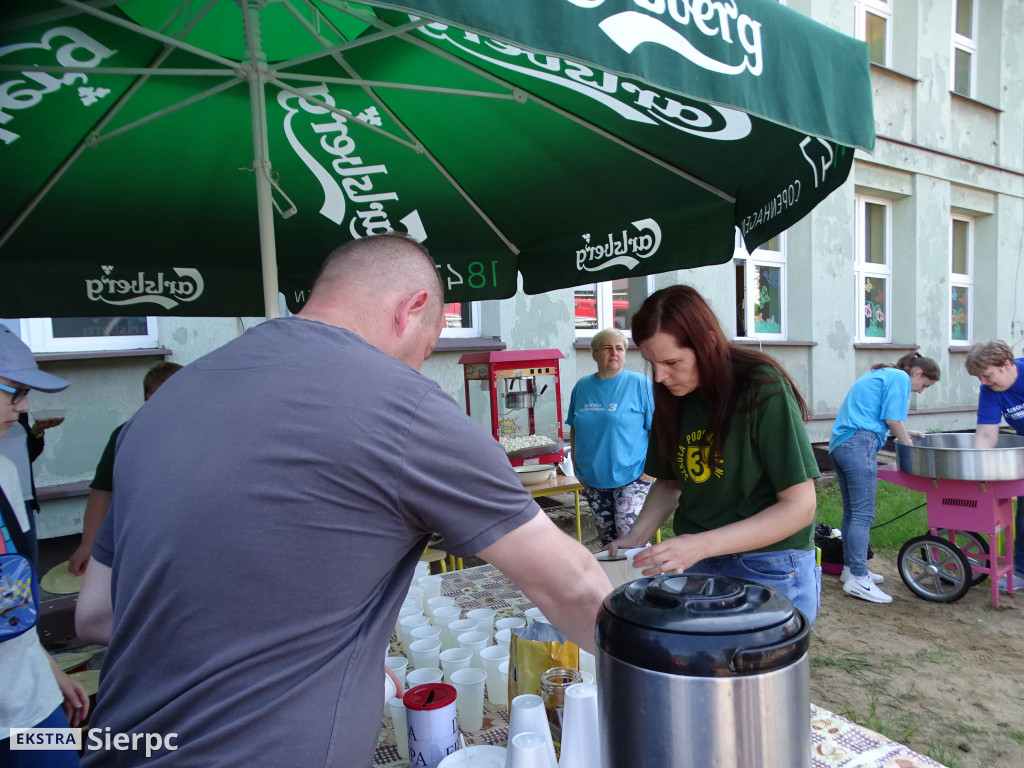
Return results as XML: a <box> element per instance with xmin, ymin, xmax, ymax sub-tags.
<box><xmin>76</xmin><ymin>235</ymin><xmax>612</xmax><ymax>767</ymax></box>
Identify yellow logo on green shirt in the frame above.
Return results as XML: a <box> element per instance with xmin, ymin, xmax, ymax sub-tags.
<box><xmin>676</xmin><ymin>429</ymin><xmax>724</xmax><ymax>484</ymax></box>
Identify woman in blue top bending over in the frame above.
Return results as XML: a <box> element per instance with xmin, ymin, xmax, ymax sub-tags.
<box><xmin>567</xmin><ymin>328</ymin><xmax>655</xmax><ymax>546</ymax></box>
<box><xmin>829</xmin><ymin>352</ymin><xmax>940</xmax><ymax>604</ymax></box>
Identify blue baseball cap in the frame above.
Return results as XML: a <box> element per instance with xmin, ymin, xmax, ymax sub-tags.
<box><xmin>0</xmin><ymin>327</ymin><xmax>69</xmax><ymax>392</ymax></box>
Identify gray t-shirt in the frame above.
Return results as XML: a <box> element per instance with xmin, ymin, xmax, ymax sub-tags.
<box><xmin>87</xmin><ymin>317</ymin><xmax>536</xmax><ymax>766</ymax></box>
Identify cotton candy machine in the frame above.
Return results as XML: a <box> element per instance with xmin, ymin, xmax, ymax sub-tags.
<box><xmin>878</xmin><ymin>433</ymin><xmax>1024</xmax><ymax>607</ymax></box>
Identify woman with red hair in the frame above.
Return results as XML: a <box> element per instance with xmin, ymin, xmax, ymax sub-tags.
<box><xmin>608</xmin><ymin>285</ymin><xmax>821</xmax><ymax>623</ymax></box>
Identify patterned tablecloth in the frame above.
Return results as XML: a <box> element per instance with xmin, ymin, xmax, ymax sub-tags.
<box><xmin>374</xmin><ymin>566</ymin><xmax>947</xmax><ymax>768</ymax></box>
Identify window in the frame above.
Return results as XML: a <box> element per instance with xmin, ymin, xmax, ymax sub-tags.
<box><xmin>855</xmin><ymin>0</ymin><xmax>891</xmax><ymax>67</ymax></box>
<box><xmin>855</xmin><ymin>196</ymin><xmax>892</xmax><ymax>342</ymax></box>
<box><xmin>442</xmin><ymin>302</ymin><xmax>481</xmax><ymax>338</ymax></box>
<box><xmin>952</xmin><ymin>0</ymin><xmax>976</xmax><ymax>96</ymax></box>
<box><xmin>735</xmin><ymin>233</ymin><xmax>786</xmax><ymax>339</ymax></box>
<box><xmin>3</xmin><ymin>317</ymin><xmax>159</xmax><ymax>353</ymax></box>
<box><xmin>574</xmin><ymin>277</ymin><xmax>652</xmax><ymax>336</ymax></box>
<box><xmin>950</xmin><ymin>215</ymin><xmax>973</xmax><ymax>345</ymax></box>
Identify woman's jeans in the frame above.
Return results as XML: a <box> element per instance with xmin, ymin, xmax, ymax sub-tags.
<box><xmin>687</xmin><ymin>548</ymin><xmax>821</xmax><ymax>625</ymax></box>
<box><xmin>830</xmin><ymin>429</ymin><xmax>879</xmax><ymax>580</ymax></box>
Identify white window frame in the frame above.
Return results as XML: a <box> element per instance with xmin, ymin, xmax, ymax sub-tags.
<box><xmin>855</xmin><ymin>196</ymin><xmax>893</xmax><ymax>343</ymax></box>
<box><xmin>855</xmin><ymin>0</ymin><xmax>892</xmax><ymax>67</ymax></box>
<box><xmin>574</xmin><ymin>277</ymin><xmax>653</xmax><ymax>339</ymax></box>
<box><xmin>11</xmin><ymin>317</ymin><xmax>159</xmax><ymax>353</ymax></box>
<box><xmin>734</xmin><ymin>232</ymin><xmax>787</xmax><ymax>340</ymax></box>
<box><xmin>951</xmin><ymin>0</ymin><xmax>977</xmax><ymax>97</ymax></box>
<box><xmin>950</xmin><ymin>215</ymin><xmax>973</xmax><ymax>346</ymax></box>
<box><xmin>441</xmin><ymin>301</ymin><xmax>482</xmax><ymax>339</ymax></box>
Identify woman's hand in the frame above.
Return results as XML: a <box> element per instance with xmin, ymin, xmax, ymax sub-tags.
<box><xmin>629</xmin><ymin>534</ymin><xmax>709</xmax><ymax>576</ymax></box>
<box><xmin>606</xmin><ymin>529</ymin><xmax>650</xmax><ymax>557</ymax></box>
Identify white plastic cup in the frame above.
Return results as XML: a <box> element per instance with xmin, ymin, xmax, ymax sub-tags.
<box><xmin>433</xmin><ymin>606</ymin><xmax>463</xmax><ymax>645</ymax></box>
<box><xmin>385</xmin><ymin>656</ymin><xmax>408</xmax><ymax>688</ymax></box>
<box><xmin>446</xmin><ymin>618</ymin><xmax>478</xmax><ymax>653</ymax></box>
<box><xmin>439</xmin><ymin>647</ymin><xmax>473</xmax><ymax>681</ymax></box>
<box><xmin>507</xmin><ymin>731</ymin><xmax>557</xmax><ymax>768</ymax></box>
<box><xmin>623</xmin><ymin>546</ymin><xmax>651</xmax><ymax>580</ymax></box>
<box><xmin>507</xmin><ymin>695</ymin><xmax>557</xmax><ymax>768</ymax></box>
<box><xmin>399</xmin><ymin>613</ymin><xmax>431</xmax><ymax>653</ymax></box>
<box><xmin>397</xmin><ymin>605</ymin><xmax>423</xmax><ymax>637</ymax></box>
<box><xmin>409</xmin><ymin>638</ymin><xmax>442</xmax><ymax>670</ymax></box>
<box><xmin>557</xmin><ymin>683</ymin><xmax>601</xmax><ymax>768</ymax></box>
<box><xmin>456</xmin><ymin>630</ymin><xmax>489</xmax><ymax>670</ymax></box>
<box><xmin>499</xmin><ymin>660</ymin><xmax>509</xmax><ymax>700</ymax></box>
<box><xmin>405</xmin><ymin>585</ymin><xmax>425</xmax><ymax>611</ymax></box>
<box><xmin>577</xmin><ymin>649</ymin><xmax>596</xmax><ymax>683</ymax></box>
<box><xmin>467</xmin><ymin>608</ymin><xmax>496</xmax><ymax>642</ymax></box>
<box><xmin>478</xmin><ymin>646</ymin><xmax>510</xmax><ymax>707</ymax></box>
<box><xmin>523</xmin><ymin>607</ymin><xmax>545</xmax><ymax>625</ymax></box>
<box><xmin>406</xmin><ymin>667</ymin><xmax>444</xmax><ymax>687</ymax></box>
<box><xmin>495</xmin><ymin>628</ymin><xmax>512</xmax><ymax>649</ymax></box>
<box><xmin>418</xmin><ymin>574</ymin><xmax>444</xmax><ymax>603</ymax></box>
<box><xmin>388</xmin><ymin>696</ymin><xmax>409</xmax><ymax>759</ymax></box>
<box><xmin>410</xmin><ymin>624</ymin><xmax>442</xmax><ymax>645</ymax></box>
<box><xmin>426</xmin><ymin>596</ymin><xmax>456</xmax><ymax>623</ymax></box>
<box><xmin>449</xmin><ymin>667</ymin><xmax>487</xmax><ymax>732</ymax></box>
<box><xmin>495</xmin><ymin>616</ymin><xmax>526</xmax><ymax>633</ymax></box>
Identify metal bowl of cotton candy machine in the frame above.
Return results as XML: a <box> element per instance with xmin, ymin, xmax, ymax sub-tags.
<box><xmin>895</xmin><ymin>433</ymin><xmax>1024</xmax><ymax>481</ymax></box>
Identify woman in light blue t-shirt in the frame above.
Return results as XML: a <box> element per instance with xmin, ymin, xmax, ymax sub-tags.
<box><xmin>829</xmin><ymin>352</ymin><xmax>940</xmax><ymax>604</ymax></box>
<box><xmin>567</xmin><ymin>328</ymin><xmax>654</xmax><ymax>546</ymax></box>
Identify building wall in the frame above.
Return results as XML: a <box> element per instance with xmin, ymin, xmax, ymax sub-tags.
<box><xmin>26</xmin><ymin>0</ymin><xmax>1024</xmax><ymax>539</ymax></box>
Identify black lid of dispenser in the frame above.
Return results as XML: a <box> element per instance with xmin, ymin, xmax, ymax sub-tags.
<box><xmin>595</xmin><ymin>573</ymin><xmax>810</xmax><ymax>677</ymax></box>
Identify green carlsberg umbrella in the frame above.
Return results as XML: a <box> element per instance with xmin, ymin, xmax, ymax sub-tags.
<box><xmin>0</xmin><ymin>0</ymin><xmax>874</xmax><ymax>317</ymax></box>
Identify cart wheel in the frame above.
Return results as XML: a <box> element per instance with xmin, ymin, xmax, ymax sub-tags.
<box><xmin>935</xmin><ymin>529</ymin><xmax>989</xmax><ymax>586</ymax></box>
<box><xmin>898</xmin><ymin>534</ymin><xmax>973</xmax><ymax>603</ymax></box>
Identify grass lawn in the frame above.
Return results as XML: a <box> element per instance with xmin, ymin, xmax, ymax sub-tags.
<box><xmin>655</xmin><ymin>475</ymin><xmax>933</xmax><ymax>553</ymax></box>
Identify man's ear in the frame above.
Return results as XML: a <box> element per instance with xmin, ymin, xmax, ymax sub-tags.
<box><xmin>394</xmin><ymin>289</ymin><xmax>431</xmax><ymax>336</ymax></box>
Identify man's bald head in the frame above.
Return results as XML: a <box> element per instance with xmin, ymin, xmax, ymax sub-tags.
<box><xmin>309</xmin><ymin>234</ymin><xmax>443</xmax><ymax>307</ymax></box>
<box><xmin>298</xmin><ymin>235</ymin><xmax>445</xmax><ymax>369</ymax></box>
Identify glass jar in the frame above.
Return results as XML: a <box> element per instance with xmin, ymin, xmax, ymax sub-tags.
<box><xmin>540</xmin><ymin>666</ymin><xmax>583</xmax><ymax>749</ymax></box>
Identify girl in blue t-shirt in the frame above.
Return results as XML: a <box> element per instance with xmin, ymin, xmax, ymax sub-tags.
<box><xmin>829</xmin><ymin>352</ymin><xmax>940</xmax><ymax>604</ymax></box>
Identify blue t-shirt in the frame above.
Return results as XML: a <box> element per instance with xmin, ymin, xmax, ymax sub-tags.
<box><xmin>566</xmin><ymin>370</ymin><xmax>653</xmax><ymax>488</ymax></box>
<box><xmin>976</xmin><ymin>358</ymin><xmax>1024</xmax><ymax>435</ymax></box>
<box><xmin>829</xmin><ymin>367</ymin><xmax>911</xmax><ymax>452</ymax></box>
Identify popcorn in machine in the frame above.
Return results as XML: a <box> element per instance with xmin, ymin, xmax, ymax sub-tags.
<box><xmin>458</xmin><ymin>349</ymin><xmax>565</xmax><ymax>466</ymax></box>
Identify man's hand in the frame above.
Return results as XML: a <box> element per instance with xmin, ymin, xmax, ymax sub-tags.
<box><xmin>48</xmin><ymin>656</ymin><xmax>90</xmax><ymax>727</ymax></box>
<box><xmin>68</xmin><ymin>545</ymin><xmax>91</xmax><ymax>575</ymax></box>
<box><xmin>30</xmin><ymin>417</ymin><xmax>64</xmax><ymax>438</ymax></box>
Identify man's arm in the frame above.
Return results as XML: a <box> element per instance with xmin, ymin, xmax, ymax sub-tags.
<box><xmin>67</xmin><ymin>489</ymin><xmax>112</xmax><ymax>575</ymax></box>
<box><xmin>75</xmin><ymin>557</ymin><xmax>113</xmax><ymax>645</ymax></box>
<box><xmin>478</xmin><ymin>509</ymin><xmax>612</xmax><ymax>654</ymax></box>
<box><xmin>974</xmin><ymin>423</ymin><xmax>1000</xmax><ymax>449</ymax></box>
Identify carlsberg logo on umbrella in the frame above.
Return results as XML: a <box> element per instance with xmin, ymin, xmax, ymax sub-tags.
<box><xmin>417</xmin><ymin>16</ymin><xmax>753</xmax><ymax>141</ymax></box>
<box><xmin>565</xmin><ymin>0</ymin><xmax>763</xmax><ymax>76</ymax></box>
<box><xmin>577</xmin><ymin>219</ymin><xmax>661</xmax><ymax>273</ymax></box>
<box><xmin>85</xmin><ymin>267</ymin><xmax>204</xmax><ymax>310</ymax></box>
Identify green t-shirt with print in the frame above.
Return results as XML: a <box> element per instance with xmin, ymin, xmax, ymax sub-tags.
<box><xmin>645</xmin><ymin>365</ymin><xmax>819</xmax><ymax>553</ymax></box>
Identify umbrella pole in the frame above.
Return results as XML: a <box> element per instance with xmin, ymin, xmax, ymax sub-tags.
<box><xmin>243</xmin><ymin>1</ymin><xmax>281</xmax><ymax>320</ymax></box>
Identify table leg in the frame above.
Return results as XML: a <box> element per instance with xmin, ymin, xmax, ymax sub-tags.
<box><xmin>574</xmin><ymin>489</ymin><xmax>581</xmax><ymax>542</ymax></box>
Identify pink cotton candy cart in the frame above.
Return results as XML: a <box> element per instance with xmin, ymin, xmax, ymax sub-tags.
<box><xmin>877</xmin><ymin>433</ymin><xmax>1024</xmax><ymax>607</ymax></box>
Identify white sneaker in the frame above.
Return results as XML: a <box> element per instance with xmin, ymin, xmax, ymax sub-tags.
<box><xmin>843</xmin><ymin>577</ymin><xmax>893</xmax><ymax>604</ymax></box>
<box><xmin>997</xmin><ymin>572</ymin><xmax>1024</xmax><ymax>593</ymax></box>
<box><xmin>840</xmin><ymin>566</ymin><xmax>884</xmax><ymax>584</ymax></box>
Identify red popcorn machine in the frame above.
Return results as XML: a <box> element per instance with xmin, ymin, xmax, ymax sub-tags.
<box><xmin>458</xmin><ymin>349</ymin><xmax>565</xmax><ymax>467</ymax></box>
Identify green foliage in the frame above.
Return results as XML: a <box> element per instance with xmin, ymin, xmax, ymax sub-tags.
<box><xmin>814</xmin><ymin>478</ymin><xmax>930</xmax><ymax>552</ymax></box>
